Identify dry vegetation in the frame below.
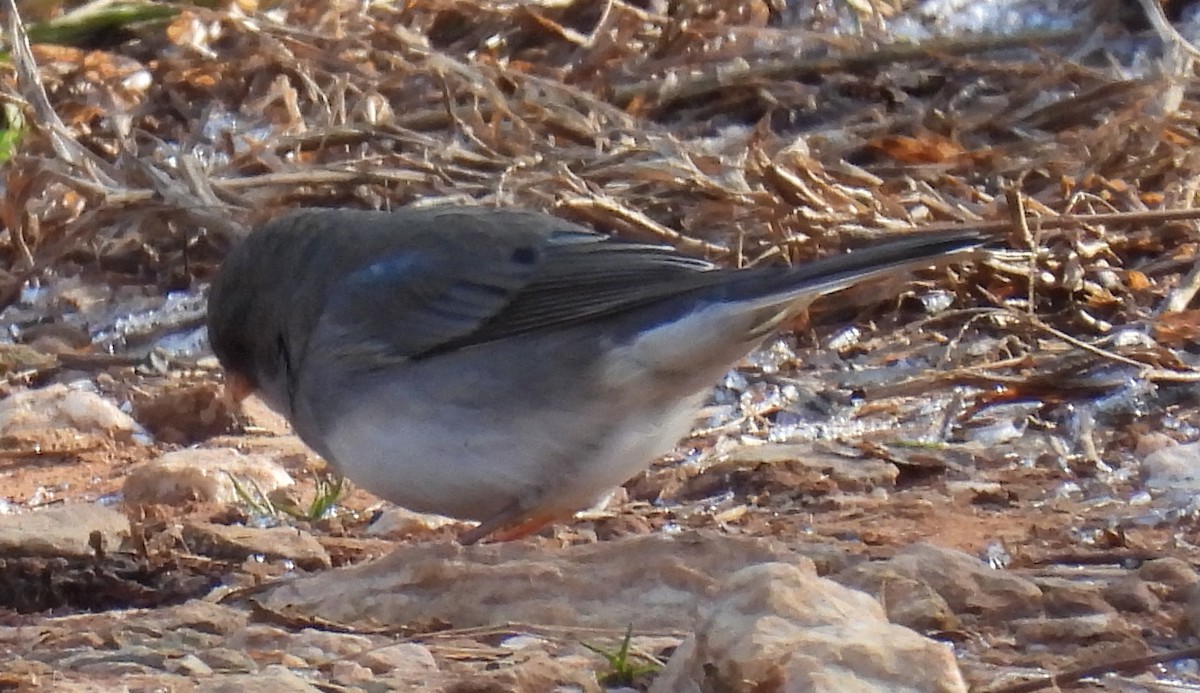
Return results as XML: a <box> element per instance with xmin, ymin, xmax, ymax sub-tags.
<box><xmin>3</xmin><ymin>0</ymin><xmax>1200</xmax><ymax>378</ymax></box>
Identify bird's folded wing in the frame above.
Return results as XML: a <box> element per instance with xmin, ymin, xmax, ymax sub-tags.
<box><xmin>313</xmin><ymin>227</ymin><xmax>722</xmax><ymax>363</ymax></box>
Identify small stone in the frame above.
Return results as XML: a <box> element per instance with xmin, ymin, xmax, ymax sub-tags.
<box><xmin>0</xmin><ymin>659</ymin><xmax>52</xmax><ymax>677</ymax></box>
<box><xmin>365</xmin><ymin>507</ymin><xmax>460</xmax><ymax>538</ymax></box>
<box><xmin>0</xmin><ymin>383</ymin><xmax>146</xmax><ymax>442</ymax></box>
<box><xmin>226</xmin><ymin>624</ymin><xmax>292</xmax><ymax>652</ymax></box>
<box><xmin>829</xmin><ymin>559</ymin><xmax>960</xmax><ymax>632</ymax></box>
<box><xmin>686</xmin><ymin>442</ymin><xmax>899</xmax><ymax>499</ymax></box>
<box><xmin>1011</xmin><ymin>613</ymin><xmax>1133</xmax><ymax>645</ymax></box>
<box><xmin>167</xmin><ymin>653</ymin><xmax>213</xmax><ymax>676</ymax></box>
<box><xmin>198</xmin><ymin>647</ymin><xmax>258</xmax><ymax>672</ymax></box>
<box><xmin>272</xmin><ymin>653</ymin><xmax>310</xmax><ymax>669</ymax></box>
<box><xmin>651</xmin><ymin>562</ymin><xmax>966</xmax><ymax>693</ymax></box>
<box><xmin>74</xmin><ymin>661</ymin><xmax>158</xmax><ymax>676</ymax></box>
<box><xmin>291</xmin><ymin>629</ymin><xmax>376</xmax><ymax>658</ymax></box>
<box><xmin>123</xmin><ymin>447</ymin><xmax>294</xmax><ymax>507</ymax></box>
<box><xmin>507</xmin><ymin>651</ymin><xmax>601</xmax><ymax>692</ymax></box>
<box><xmin>59</xmin><ymin>645</ymin><xmax>168</xmax><ymax>671</ymax></box>
<box><xmin>793</xmin><ymin>543</ymin><xmax>867</xmax><ymax>576</ymax></box>
<box><xmin>330</xmin><ymin>660</ymin><xmax>375</xmax><ymax>685</ymax></box>
<box><xmin>1180</xmin><ymin>580</ymin><xmax>1200</xmax><ymax>639</ymax></box>
<box><xmin>1102</xmin><ymin>576</ymin><xmax>1160</xmax><ymax>613</ymax></box>
<box><xmin>1142</xmin><ymin>441</ymin><xmax>1200</xmax><ymax>501</ymax></box>
<box><xmin>878</xmin><ymin>577</ymin><xmax>960</xmax><ymax>631</ymax></box>
<box><xmin>133</xmin><ymin>600</ymin><xmax>248</xmax><ymax>638</ymax></box>
<box><xmin>835</xmin><ymin>542</ymin><xmax>1043</xmax><ymax>621</ymax></box>
<box><xmin>1036</xmin><ymin>579</ymin><xmax>1116</xmax><ymax>617</ymax></box>
<box><xmin>357</xmin><ymin>642</ymin><xmax>439</xmax><ymax>676</ymax></box>
<box><xmin>1137</xmin><ymin>557</ymin><xmax>1199</xmax><ymax>601</ymax></box>
<box><xmin>0</xmin><ymin>504</ymin><xmax>128</xmax><ymax>558</ymax></box>
<box><xmin>196</xmin><ymin>664</ymin><xmax>324</xmax><ymax>692</ymax></box>
<box><xmin>500</xmin><ymin>635</ymin><xmax>551</xmax><ymax>651</ymax></box>
<box><xmin>1134</xmin><ymin>432</ymin><xmax>1176</xmax><ymax>458</ymax></box>
<box><xmin>130</xmin><ymin>380</ymin><xmax>238</xmax><ymax>445</ymax></box>
<box><xmin>182</xmin><ymin>522</ymin><xmax>331</xmax><ymax>570</ymax></box>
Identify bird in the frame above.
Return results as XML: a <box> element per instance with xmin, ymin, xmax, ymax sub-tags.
<box><xmin>206</xmin><ymin>206</ymin><xmax>987</xmax><ymax>544</ymax></box>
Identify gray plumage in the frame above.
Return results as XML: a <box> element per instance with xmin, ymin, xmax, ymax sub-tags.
<box><xmin>207</xmin><ymin>206</ymin><xmax>986</xmax><ymax>542</ymax></box>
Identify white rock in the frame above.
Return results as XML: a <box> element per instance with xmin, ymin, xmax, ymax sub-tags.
<box><xmin>123</xmin><ymin>447</ymin><xmax>294</xmax><ymax>506</ymax></box>
<box><xmin>329</xmin><ymin>660</ymin><xmax>374</xmax><ymax>685</ymax></box>
<box><xmin>651</xmin><ymin>563</ymin><xmax>966</xmax><ymax>693</ymax></box>
<box><xmin>357</xmin><ymin>642</ymin><xmax>439</xmax><ymax>676</ymax></box>
<box><xmin>1142</xmin><ymin>440</ymin><xmax>1200</xmax><ymax>502</ymax></box>
<box><xmin>291</xmin><ymin>628</ymin><xmax>375</xmax><ymax>657</ymax></box>
<box><xmin>0</xmin><ymin>383</ymin><xmax>146</xmax><ymax>442</ymax></box>
<box><xmin>364</xmin><ymin>506</ymin><xmax>461</xmax><ymax>538</ymax></box>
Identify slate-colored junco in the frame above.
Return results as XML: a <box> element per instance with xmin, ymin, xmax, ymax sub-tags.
<box><xmin>207</xmin><ymin>206</ymin><xmax>985</xmax><ymax>543</ymax></box>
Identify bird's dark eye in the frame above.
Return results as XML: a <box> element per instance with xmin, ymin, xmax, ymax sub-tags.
<box><xmin>510</xmin><ymin>246</ymin><xmax>538</xmax><ymax>265</ymax></box>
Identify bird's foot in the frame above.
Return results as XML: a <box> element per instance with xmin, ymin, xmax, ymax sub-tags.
<box><xmin>458</xmin><ymin>506</ymin><xmax>564</xmax><ymax>545</ymax></box>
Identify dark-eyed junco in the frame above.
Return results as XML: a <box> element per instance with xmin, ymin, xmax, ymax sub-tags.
<box><xmin>207</xmin><ymin>206</ymin><xmax>985</xmax><ymax>543</ymax></box>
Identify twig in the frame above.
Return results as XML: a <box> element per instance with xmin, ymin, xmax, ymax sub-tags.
<box><xmin>1133</xmin><ymin>0</ymin><xmax>1200</xmax><ymax>62</ymax></box>
<box><xmin>614</xmin><ymin>29</ymin><xmax>1083</xmax><ymax>109</ymax></box>
<box><xmin>1004</xmin><ymin>184</ymin><xmax>1037</xmax><ymax>315</ymax></box>
<box><xmin>1161</xmin><ymin>250</ymin><xmax>1200</xmax><ymax>314</ymax></box>
<box><xmin>558</xmin><ymin>193</ymin><xmax>730</xmax><ymax>256</ymax></box>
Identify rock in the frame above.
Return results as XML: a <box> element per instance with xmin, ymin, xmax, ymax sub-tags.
<box><xmin>1134</xmin><ymin>432</ymin><xmax>1176</xmax><ymax>458</ymax></box>
<box><xmin>676</xmin><ymin>442</ymin><xmax>899</xmax><ymax>501</ymax></box>
<box><xmin>0</xmin><ymin>383</ymin><xmax>146</xmax><ymax>442</ymax></box>
<box><xmin>506</xmin><ymin>651</ymin><xmax>601</xmax><ymax>693</ymax></box>
<box><xmin>1035</xmin><ymin>578</ymin><xmax>1115</xmax><ymax>617</ymax></box>
<box><xmin>357</xmin><ymin>643</ymin><xmax>440</xmax><ymax>677</ymax></box>
<box><xmin>253</xmin><ymin>531</ymin><xmax>811</xmax><ymax>631</ymax></box>
<box><xmin>128</xmin><ymin>600</ymin><xmax>248</xmax><ymax>641</ymax></box>
<box><xmin>812</xmin><ymin>549</ymin><xmax>956</xmax><ymax>634</ymax></box>
<box><xmin>166</xmin><ymin>653</ymin><xmax>213</xmax><ymax>676</ymax></box>
<box><xmin>197</xmin><ymin>648</ymin><xmax>258</xmax><ymax>673</ymax></box>
<box><xmin>290</xmin><ymin>628</ymin><xmax>375</xmax><ymax>658</ymax></box>
<box><xmin>57</xmin><ymin>644</ymin><xmax>168</xmax><ymax>672</ymax></box>
<box><xmin>722</xmin><ymin>443</ymin><xmax>900</xmax><ymax>490</ymax></box>
<box><xmin>650</xmin><ymin>563</ymin><xmax>966</xmax><ymax>693</ymax></box>
<box><xmin>834</xmin><ymin>542</ymin><xmax>1043</xmax><ymax>620</ymax></box>
<box><xmin>181</xmin><ymin>522</ymin><xmax>331</xmax><ymax>570</ymax></box>
<box><xmin>206</xmin><ymin>434</ymin><xmax>320</xmax><ymax>472</ymax></box>
<box><xmin>365</xmin><ymin>507</ymin><xmax>461</xmax><ymax>539</ymax></box>
<box><xmin>1141</xmin><ymin>441</ymin><xmax>1200</xmax><ymax>502</ymax></box>
<box><xmin>793</xmin><ymin>543</ymin><xmax>869</xmax><ymax>576</ymax></box>
<box><xmin>0</xmin><ymin>504</ymin><xmax>128</xmax><ymax>558</ymax></box>
<box><xmin>225</xmin><ymin>623</ymin><xmax>294</xmax><ymax>653</ymax></box>
<box><xmin>1101</xmin><ymin>576</ymin><xmax>1160</xmax><ymax>613</ymax></box>
<box><xmin>129</xmin><ymin>380</ymin><xmax>238</xmax><ymax>445</ymax></box>
<box><xmin>123</xmin><ymin>447</ymin><xmax>294</xmax><ymax>507</ymax></box>
<box><xmin>331</xmin><ymin>660</ymin><xmax>375</xmax><ymax>684</ymax></box>
<box><xmin>1011</xmin><ymin>613</ymin><xmax>1135</xmax><ymax>645</ymax></box>
<box><xmin>1137</xmin><ymin>557</ymin><xmax>1199</xmax><ymax>601</ymax></box>
<box><xmin>875</xmin><ymin>577</ymin><xmax>959</xmax><ymax>631</ymax></box>
<box><xmin>197</xmin><ymin>665</ymin><xmax>325</xmax><ymax>692</ymax></box>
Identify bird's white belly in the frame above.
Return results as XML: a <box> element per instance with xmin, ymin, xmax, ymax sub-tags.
<box><xmin>321</xmin><ymin>380</ymin><xmax>706</xmax><ymax>522</ymax></box>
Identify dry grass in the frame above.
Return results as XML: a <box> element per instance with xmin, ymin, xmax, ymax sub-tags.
<box><xmin>2</xmin><ymin>0</ymin><xmax>1200</xmax><ymax>393</ymax></box>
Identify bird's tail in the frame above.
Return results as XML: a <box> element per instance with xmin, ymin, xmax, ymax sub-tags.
<box><xmin>714</xmin><ymin>227</ymin><xmax>991</xmax><ymax>309</ymax></box>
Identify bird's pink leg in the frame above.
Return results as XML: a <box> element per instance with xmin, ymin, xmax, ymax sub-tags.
<box><xmin>458</xmin><ymin>505</ymin><xmax>566</xmax><ymax>545</ymax></box>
